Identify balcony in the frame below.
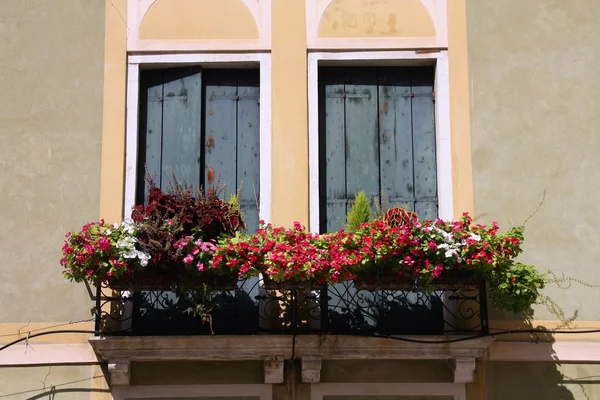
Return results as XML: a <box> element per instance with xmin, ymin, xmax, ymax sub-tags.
<box><xmin>89</xmin><ymin>277</ymin><xmax>491</xmax><ymax>386</ymax></box>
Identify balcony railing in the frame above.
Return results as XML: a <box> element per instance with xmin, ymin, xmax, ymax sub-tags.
<box><xmin>94</xmin><ymin>278</ymin><xmax>488</xmax><ymax>337</ymax></box>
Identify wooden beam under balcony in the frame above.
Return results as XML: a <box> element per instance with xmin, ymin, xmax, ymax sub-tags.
<box><xmin>88</xmin><ymin>335</ymin><xmax>494</xmax><ymax>363</ymax></box>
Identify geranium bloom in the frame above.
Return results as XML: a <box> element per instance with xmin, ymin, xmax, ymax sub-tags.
<box><xmin>98</xmin><ymin>237</ymin><xmax>111</xmax><ymax>252</ymax></box>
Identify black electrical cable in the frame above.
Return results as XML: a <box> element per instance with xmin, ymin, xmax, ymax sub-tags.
<box><xmin>368</xmin><ymin>329</ymin><xmax>600</xmax><ymax>344</ymax></box>
<box><xmin>3</xmin><ymin>328</ymin><xmax>600</xmax><ymax>353</ymax></box>
<box><xmin>0</xmin><ymin>330</ymin><xmax>102</xmax><ymax>352</ymax></box>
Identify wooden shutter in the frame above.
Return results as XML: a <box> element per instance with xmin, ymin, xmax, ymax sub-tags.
<box><xmin>137</xmin><ymin>68</ymin><xmax>260</xmax><ymax>232</ymax></box>
<box><xmin>204</xmin><ymin>70</ymin><xmax>260</xmax><ymax>232</ymax></box>
<box><xmin>137</xmin><ymin>67</ymin><xmax>203</xmax><ymax>202</ymax></box>
<box><xmin>319</xmin><ymin>67</ymin><xmax>437</xmax><ymax>233</ymax></box>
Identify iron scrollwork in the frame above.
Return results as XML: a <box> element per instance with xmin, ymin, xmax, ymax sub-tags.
<box><xmin>94</xmin><ymin>278</ymin><xmax>488</xmax><ymax>336</ymax></box>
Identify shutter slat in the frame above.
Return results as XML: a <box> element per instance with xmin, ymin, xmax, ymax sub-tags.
<box><xmin>411</xmin><ymin>68</ymin><xmax>438</xmax><ymax>220</ymax></box>
<box><xmin>344</xmin><ymin>68</ymin><xmax>380</xmax><ymax>218</ymax></box>
<box><xmin>237</xmin><ymin>72</ymin><xmax>261</xmax><ymax>232</ymax></box>
<box><xmin>378</xmin><ymin>68</ymin><xmax>415</xmax><ymax>212</ymax></box>
<box><xmin>321</xmin><ymin>69</ymin><xmax>347</xmax><ymax>233</ymax></box>
<box><xmin>160</xmin><ymin>68</ymin><xmax>203</xmax><ymax>189</ymax></box>
<box><xmin>204</xmin><ymin>73</ymin><xmax>238</xmax><ymax>195</ymax></box>
<box><xmin>138</xmin><ymin>71</ymin><xmax>165</xmax><ymax>203</ymax></box>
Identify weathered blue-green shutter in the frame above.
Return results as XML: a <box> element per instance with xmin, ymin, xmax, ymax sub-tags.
<box><xmin>320</xmin><ymin>68</ymin><xmax>346</xmax><ymax>233</ymax></box>
<box><xmin>378</xmin><ymin>67</ymin><xmax>437</xmax><ymax>218</ymax></box>
<box><xmin>137</xmin><ymin>67</ymin><xmax>202</xmax><ymax>202</ymax></box>
<box><xmin>204</xmin><ymin>70</ymin><xmax>260</xmax><ymax>232</ymax></box>
<box><xmin>236</xmin><ymin>72</ymin><xmax>261</xmax><ymax>232</ymax></box>
<box><xmin>319</xmin><ymin>67</ymin><xmax>437</xmax><ymax>233</ymax></box>
<box><xmin>410</xmin><ymin>68</ymin><xmax>437</xmax><ymax>220</ymax></box>
<box><xmin>344</xmin><ymin>68</ymin><xmax>381</xmax><ymax>220</ymax></box>
<box><xmin>378</xmin><ymin>68</ymin><xmax>414</xmax><ymax>211</ymax></box>
<box><xmin>204</xmin><ymin>73</ymin><xmax>238</xmax><ymax>195</ymax></box>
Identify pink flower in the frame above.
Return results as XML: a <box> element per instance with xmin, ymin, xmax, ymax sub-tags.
<box><xmin>84</xmin><ymin>243</ymin><xmax>94</xmax><ymax>255</ymax></box>
<box><xmin>183</xmin><ymin>254</ymin><xmax>194</xmax><ymax>264</ymax></box>
<box><xmin>98</xmin><ymin>237</ymin><xmax>111</xmax><ymax>252</ymax></box>
<box><xmin>197</xmin><ymin>262</ymin><xmax>205</xmax><ymax>271</ymax></box>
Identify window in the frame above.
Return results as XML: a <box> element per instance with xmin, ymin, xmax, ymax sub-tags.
<box><xmin>318</xmin><ymin>66</ymin><xmax>437</xmax><ymax>233</ymax></box>
<box><xmin>136</xmin><ymin>67</ymin><xmax>261</xmax><ymax>232</ymax></box>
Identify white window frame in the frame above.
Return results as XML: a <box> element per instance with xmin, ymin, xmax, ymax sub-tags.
<box><xmin>113</xmin><ymin>383</ymin><xmax>273</xmax><ymax>400</ymax></box>
<box><xmin>311</xmin><ymin>382</ymin><xmax>466</xmax><ymax>400</ymax></box>
<box><xmin>124</xmin><ymin>53</ymin><xmax>272</xmax><ymax>223</ymax></box>
<box><xmin>308</xmin><ymin>51</ymin><xmax>452</xmax><ymax>233</ymax></box>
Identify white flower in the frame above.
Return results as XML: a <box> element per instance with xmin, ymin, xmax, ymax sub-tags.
<box><xmin>432</xmin><ymin>227</ymin><xmax>454</xmax><ymax>244</ymax></box>
<box><xmin>444</xmin><ymin>249</ymin><xmax>457</xmax><ymax>258</ymax></box>
<box><xmin>123</xmin><ymin>250</ymin><xmax>138</xmax><ymax>259</ymax></box>
<box><xmin>469</xmin><ymin>233</ymin><xmax>481</xmax><ymax>242</ymax></box>
<box><xmin>119</xmin><ymin>219</ymin><xmax>136</xmax><ymax>235</ymax></box>
<box><xmin>123</xmin><ymin>249</ymin><xmax>151</xmax><ymax>266</ymax></box>
<box><xmin>117</xmin><ymin>237</ymin><xmax>137</xmax><ymax>249</ymax></box>
<box><xmin>138</xmin><ymin>252</ymin><xmax>151</xmax><ymax>264</ymax></box>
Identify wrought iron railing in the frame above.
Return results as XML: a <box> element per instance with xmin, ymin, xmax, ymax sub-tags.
<box><xmin>94</xmin><ymin>277</ymin><xmax>488</xmax><ymax>336</ymax></box>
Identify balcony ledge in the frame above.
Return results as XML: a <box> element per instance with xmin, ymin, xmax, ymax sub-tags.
<box><xmin>90</xmin><ymin>335</ymin><xmax>494</xmax><ymax>385</ymax></box>
<box><xmin>89</xmin><ymin>334</ymin><xmax>494</xmax><ymax>362</ymax></box>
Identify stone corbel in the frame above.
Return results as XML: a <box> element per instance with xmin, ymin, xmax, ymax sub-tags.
<box><xmin>108</xmin><ymin>359</ymin><xmax>131</xmax><ymax>386</ymax></box>
<box><xmin>264</xmin><ymin>356</ymin><xmax>284</xmax><ymax>383</ymax></box>
<box><xmin>301</xmin><ymin>357</ymin><xmax>322</xmax><ymax>383</ymax></box>
<box><xmin>452</xmin><ymin>357</ymin><xmax>477</xmax><ymax>383</ymax></box>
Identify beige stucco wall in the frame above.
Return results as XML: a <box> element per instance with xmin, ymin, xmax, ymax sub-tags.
<box><xmin>0</xmin><ymin>0</ymin><xmax>105</xmax><ymax>322</ymax></box>
<box><xmin>0</xmin><ymin>365</ymin><xmax>102</xmax><ymax>399</ymax></box>
<box><xmin>467</xmin><ymin>1</ymin><xmax>600</xmax><ymax>320</ymax></box>
<box><xmin>486</xmin><ymin>362</ymin><xmax>600</xmax><ymax>400</ymax></box>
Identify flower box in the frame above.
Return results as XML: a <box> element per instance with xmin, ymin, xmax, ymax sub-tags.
<box><xmin>353</xmin><ymin>269</ymin><xmax>479</xmax><ymax>291</ymax></box>
<box><xmin>261</xmin><ymin>275</ymin><xmax>324</xmax><ymax>290</ymax></box>
<box><xmin>108</xmin><ymin>269</ymin><xmax>238</xmax><ymax>291</ymax></box>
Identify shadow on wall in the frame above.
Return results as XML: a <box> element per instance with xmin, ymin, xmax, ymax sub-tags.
<box><xmin>487</xmin><ymin>307</ymin><xmax>588</xmax><ymax>400</ymax></box>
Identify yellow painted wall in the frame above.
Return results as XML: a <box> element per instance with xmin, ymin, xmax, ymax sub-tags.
<box><xmin>139</xmin><ymin>0</ymin><xmax>259</xmax><ymax>40</ymax></box>
<box><xmin>0</xmin><ymin>0</ymin><xmax>105</xmax><ymax>322</ymax></box>
<box><xmin>318</xmin><ymin>0</ymin><xmax>435</xmax><ymax>38</ymax></box>
<box><xmin>99</xmin><ymin>0</ymin><xmax>127</xmax><ymax>223</ymax></box>
<box><xmin>270</xmin><ymin>0</ymin><xmax>309</xmax><ymax>226</ymax></box>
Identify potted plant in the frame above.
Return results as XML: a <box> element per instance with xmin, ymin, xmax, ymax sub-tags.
<box><xmin>121</xmin><ymin>178</ymin><xmax>244</xmax><ymax>290</ymax></box>
<box><xmin>60</xmin><ymin>219</ymin><xmax>151</xmax><ymax>286</ymax></box>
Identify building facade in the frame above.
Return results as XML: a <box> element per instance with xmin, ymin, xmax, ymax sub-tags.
<box><xmin>1</xmin><ymin>0</ymin><xmax>600</xmax><ymax>399</ymax></box>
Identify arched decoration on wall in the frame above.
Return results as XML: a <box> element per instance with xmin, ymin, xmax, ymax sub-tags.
<box><xmin>139</xmin><ymin>0</ymin><xmax>259</xmax><ymax>40</ymax></box>
<box><xmin>128</xmin><ymin>0</ymin><xmax>270</xmax><ymax>51</ymax></box>
<box><xmin>318</xmin><ymin>0</ymin><xmax>435</xmax><ymax>38</ymax></box>
<box><xmin>307</xmin><ymin>0</ymin><xmax>447</xmax><ymax>49</ymax></box>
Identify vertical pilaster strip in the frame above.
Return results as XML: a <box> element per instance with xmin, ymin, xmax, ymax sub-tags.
<box><xmin>447</xmin><ymin>0</ymin><xmax>474</xmax><ymax>218</ymax></box>
<box><xmin>99</xmin><ymin>0</ymin><xmax>128</xmax><ymax>223</ymax></box>
<box><xmin>270</xmin><ymin>0</ymin><xmax>309</xmax><ymax>226</ymax></box>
